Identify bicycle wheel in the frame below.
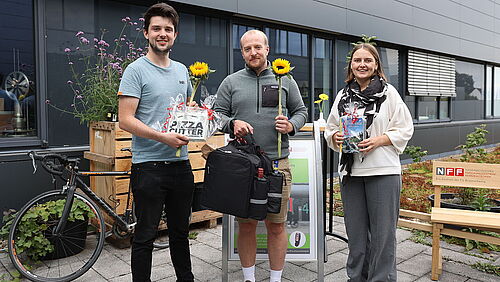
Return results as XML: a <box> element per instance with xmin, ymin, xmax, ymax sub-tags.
<box><xmin>8</xmin><ymin>190</ymin><xmax>105</xmax><ymax>282</ymax></box>
<box><xmin>131</xmin><ymin>202</ymin><xmax>169</xmax><ymax>249</ymax></box>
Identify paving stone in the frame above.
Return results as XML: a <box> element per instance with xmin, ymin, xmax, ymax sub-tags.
<box><xmin>193</xmin><ymin>229</ymin><xmax>222</xmax><ymax>250</ymax></box>
<box><xmin>108</xmin><ymin>273</ymin><xmax>132</xmax><ymax>282</ymax></box>
<box><xmin>440</xmin><ymin>260</ymin><xmax>499</xmax><ymax>282</ymax></box>
<box><xmin>150</xmin><ymin>263</ymin><xmax>176</xmax><ymax>281</ymax></box>
<box><xmin>396</xmin><ymin>240</ymin><xmax>429</xmax><ymax>261</ymax></box>
<box><xmin>280</xmin><ymin>260</ymin><xmax>317</xmax><ymax>282</ymax></box>
<box><xmin>74</xmin><ymin>268</ymin><xmax>107</xmax><ymax>281</ymax></box>
<box><xmin>302</xmin><ymin>251</ymin><xmax>347</xmax><ymax>275</ymax></box>
<box><xmin>189</xmin><ymin>242</ymin><xmax>221</xmax><ymax>264</ymax></box>
<box><xmin>397</xmin><ymin>270</ymin><xmax>419</xmax><ymax>282</ymax></box>
<box><xmin>92</xmin><ymin>250</ymin><xmax>133</xmax><ymax>279</ymax></box>
<box><xmin>324</xmin><ymin>268</ymin><xmax>349</xmax><ymax>281</ymax></box>
<box><xmin>325</xmin><ymin>236</ymin><xmax>348</xmax><ymax>255</ymax></box>
<box><xmin>423</xmin><ymin>247</ymin><xmax>493</xmax><ymax>265</ymax></box>
<box><xmin>191</xmin><ymin>256</ymin><xmax>222</xmax><ymax>281</ymax></box>
<box><xmin>397</xmin><ymin>253</ymin><xmax>432</xmax><ymax>277</ymax></box>
<box><xmin>396</xmin><ymin>228</ymin><xmax>414</xmax><ymax>243</ymax></box>
<box><xmin>151</xmin><ymin>247</ymin><xmax>172</xmax><ymax>267</ymax></box>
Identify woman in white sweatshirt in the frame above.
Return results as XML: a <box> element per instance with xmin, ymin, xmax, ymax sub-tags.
<box><xmin>324</xmin><ymin>43</ymin><xmax>414</xmax><ymax>282</ymax></box>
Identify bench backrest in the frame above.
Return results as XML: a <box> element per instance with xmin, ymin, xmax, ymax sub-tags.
<box><xmin>432</xmin><ymin>161</ymin><xmax>500</xmax><ymax>190</ymax></box>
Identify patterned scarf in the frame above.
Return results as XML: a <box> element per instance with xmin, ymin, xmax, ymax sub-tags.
<box><xmin>337</xmin><ymin>75</ymin><xmax>387</xmax><ymax>184</ymax></box>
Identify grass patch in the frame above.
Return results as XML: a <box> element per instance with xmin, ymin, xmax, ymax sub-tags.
<box><xmin>471</xmin><ymin>262</ymin><xmax>500</xmax><ymax>276</ymax></box>
<box><xmin>188</xmin><ymin>231</ymin><xmax>198</xmax><ymax>240</ymax></box>
<box><xmin>409</xmin><ymin>230</ymin><xmax>432</xmax><ymax>246</ymax></box>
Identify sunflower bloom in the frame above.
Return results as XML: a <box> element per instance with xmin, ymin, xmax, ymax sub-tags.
<box><xmin>189</xmin><ymin>62</ymin><xmax>209</xmax><ymax>77</ymax></box>
<box><xmin>271</xmin><ymin>58</ymin><xmax>291</xmax><ymax>75</ymax></box>
<box><xmin>319</xmin><ymin>93</ymin><xmax>329</xmax><ymax>101</ymax></box>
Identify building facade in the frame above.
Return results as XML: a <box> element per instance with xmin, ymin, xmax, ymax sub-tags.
<box><xmin>1</xmin><ymin>0</ymin><xmax>499</xmax><ymax>212</ymax></box>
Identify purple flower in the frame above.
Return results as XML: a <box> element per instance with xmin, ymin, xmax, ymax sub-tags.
<box><xmin>135</xmin><ymin>27</ymin><xmax>141</xmax><ymax>31</ymax></box>
<box><xmin>94</xmin><ymin>38</ymin><xmax>99</xmax><ymax>43</ymax></box>
<box><xmin>68</xmin><ymin>61</ymin><xmax>73</xmax><ymax>65</ymax></box>
<box><xmin>125</xmin><ymin>17</ymin><xmax>131</xmax><ymax>21</ymax></box>
<box><xmin>75</xmin><ymin>31</ymin><xmax>84</xmax><ymax>37</ymax></box>
<box><xmin>76</xmin><ymin>47</ymin><xmax>80</xmax><ymax>50</ymax></box>
<box><xmin>64</xmin><ymin>48</ymin><xmax>71</xmax><ymax>53</ymax></box>
<box><xmin>129</xmin><ymin>22</ymin><xmax>133</xmax><ymax>26</ymax></box>
<box><xmin>76</xmin><ymin>95</ymin><xmax>83</xmax><ymax>99</ymax></box>
<box><xmin>71</xmin><ymin>103</ymin><xmax>75</xmax><ymax>107</ymax></box>
<box><xmin>121</xmin><ymin>18</ymin><xmax>127</xmax><ymax>22</ymax></box>
<box><xmin>80</xmin><ymin>37</ymin><xmax>89</xmax><ymax>44</ymax></box>
<box><xmin>133</xmin><ymin>22</ymin><xmax>137</xmax><ymax>25</ymax></box>
<box><xmin>75</xmin><ymin>90</ymin><xmax>80</xmax><ymax>94</ymax></box>
<box><xmin>139</xmin><ymin>18</ymin><xmax>144</xmax><ymax>22</ymax></box>
<box><xmin>45</xmin><ymin>99</ymin><xmax>51</xmax><ymax>104</ymax></box>
<box><xmin>137</xmin><ymin>48</ymin><xmax>143</xmax><ymax>52</ymax></box>
<box><xmin>67</xmin><ymin>80</ymin><xmax>73</xmax><ymax>84</ymax></box>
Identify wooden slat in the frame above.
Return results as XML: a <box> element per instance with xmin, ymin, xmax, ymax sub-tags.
<box><xmin>189</xmin><ymin>152</ymin><xmax>206</xmax><ymax>170</ymax></box>
<box><xmin>115</xmin><ymin>127</ymin><xmax>132</xmax><ymax>139</ymax></box>
<box><xmin>400</xmin><ymin>209</ymin><xmax>431</xmax><ymax>221</ymax></box>
<box><xmin>115</xmin><ymin>177</ymin><xmax>130</xmax><ymax>194</ymax></box>
<box><xmin>84</xmin><ymin>151</ymin><xmax>115</xmax><ymax>165</ymax></box>
<box><xmin>441</xmin><ymin>227</ymin><xmax>500</xmax><ymax>245</ymax></box>
<box><xmin>398</xmin><ymin>218</ymin><xmax>433</xmax><ymax>232</ymax></box>
<box><xmin>115</xmin><ymin>140</ymin><xmax>132</xmax><ymax>157</ymax></box>
<box><xmin>191</xmin><ymin>210</ymin><xmax>222</xmax><ymax>223</ymax></box>
<box><xmin>188</xmin><ymin>134</ymin><xmax>225</xmax><ymax>152</ymax></box>
<box><xmin>193</xmin><ymin>169</ymin><xmax>205</xmax><ymax>183</ymax></box>
<box><xmin>115</xmin><ymin>158</ymin><xmax>132</xmax><ymax>171</ymax></box>
<box><xmin>431</xmin><ymin>207</ymin><xmax>500</xmax><ymax>230</ymax></box>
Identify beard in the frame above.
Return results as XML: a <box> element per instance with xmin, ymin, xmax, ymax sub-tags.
<box><xmin>148</xmin><ymin>40</ymin><xmax>172</xmax><ymax>55</ymax></box>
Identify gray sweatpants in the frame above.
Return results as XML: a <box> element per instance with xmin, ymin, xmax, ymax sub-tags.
<box><xmin>340</xmin><ymin>174</ymin><xmax>401</xmax><ymax>282</ymax></box>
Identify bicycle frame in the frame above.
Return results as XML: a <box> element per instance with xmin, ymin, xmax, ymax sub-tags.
<box><xmin>55</xmin><ymin>167</ymin><xmax>133</xmax><ymax>236</ymax></box>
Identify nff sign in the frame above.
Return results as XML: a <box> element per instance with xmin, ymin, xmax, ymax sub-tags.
<box><xmin>436</xmin><ymin>167</ymin><xmax>464</xmax><ymax>176</ymax></box>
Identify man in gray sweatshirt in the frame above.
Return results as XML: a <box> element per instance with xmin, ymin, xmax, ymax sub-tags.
<box><xmin>214</xmin><ymin>30</ymin><xmax>307</xmax><ymax>282</ymax></box>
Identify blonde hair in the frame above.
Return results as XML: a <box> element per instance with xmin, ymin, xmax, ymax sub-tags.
<box><xmin>345</xmin><ymin>43</ymin><xmax>387</xmax><ymax>83</ymax></box>
<box><xmin>240</xmin><ymin>29</ymin><xmax>268</xmax><ymax>48</ymax></box>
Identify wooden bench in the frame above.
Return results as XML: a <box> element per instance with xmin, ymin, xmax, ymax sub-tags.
<box><xmin>430</xmin><ymin>161</ymin><xmax>500</xmax><ymax>280</ymax></box>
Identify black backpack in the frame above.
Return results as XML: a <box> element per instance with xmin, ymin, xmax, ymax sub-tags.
<box><xmin>202</xmin><ymin>135</ymin><xmax>283</xmax><ymax>220</ymax></box>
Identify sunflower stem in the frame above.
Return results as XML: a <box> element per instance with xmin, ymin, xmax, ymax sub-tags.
<box><xmin>278</xmin><ymin>77</ymin><xmax>282</xmax><ymax>158</ymax></box>
<box><xmin>188</xmin><ymin>80</ymin><xmax>201</xmax><ymax>104</ymax></box>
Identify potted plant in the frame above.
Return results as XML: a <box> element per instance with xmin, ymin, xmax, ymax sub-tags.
<box><xmin>0</xmin><ymin>198</ymin><xmax>95</xmax><ymax>261</ymax></box>
<box><xmin>47</xmin><ymin>17</ymin><xmax>145</xmax><ymax>124</ymax></box>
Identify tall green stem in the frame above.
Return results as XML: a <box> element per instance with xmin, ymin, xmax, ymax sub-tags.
<box><xmin>277</xmin><ymin>77</ymin><xmax>282</xmax><ymax>158</ymax></box>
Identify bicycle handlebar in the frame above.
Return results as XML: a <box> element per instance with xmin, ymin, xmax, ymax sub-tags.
<box><xmin>28</xmin><ymin>151</ymin><xmax>69</xmax><ymax>176</ymax></box>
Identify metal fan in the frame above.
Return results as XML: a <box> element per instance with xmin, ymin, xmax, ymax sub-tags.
<box><xmin>4</xmin><ymin>71</ymin><xmax>30</xmax><ymax>98</ymax></box>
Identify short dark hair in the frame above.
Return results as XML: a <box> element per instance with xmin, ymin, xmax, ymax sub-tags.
<box><xmin>143</xmin><ymin>3</ymin><xmax>179</xmax><ymax>32</ymax></box>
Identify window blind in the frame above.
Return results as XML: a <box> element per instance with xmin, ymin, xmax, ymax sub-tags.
<box><xmin>407</xmin><ymin>50</ymin><xmax>456</xmax><ymax>97</ymax></box>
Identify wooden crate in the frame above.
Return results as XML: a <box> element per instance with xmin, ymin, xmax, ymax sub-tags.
<box><xmin>84</xmin><ymin>121</ymin><xmax>224</xmax><ymax>226</ymax></box>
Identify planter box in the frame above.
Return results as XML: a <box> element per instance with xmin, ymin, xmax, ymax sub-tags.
<box><xmin>84</xmin><ymin>121</ymin><xmax>224</xmax><ymax>226</ymax></box>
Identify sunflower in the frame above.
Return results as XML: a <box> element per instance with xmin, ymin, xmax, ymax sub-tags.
<box><xmin>189</xmin><ymin>61</ymin><xmax>209</xmax><ymax>77</ymax></box>
<box><xmin>271</xmin><ymin>58</ymin><xmax>291</xmax><ymax>75</ymax></box>
<box><xmin>319</xmin><ymin>93</ymin><xmax>329</xmax><ymax>101</ymax></box>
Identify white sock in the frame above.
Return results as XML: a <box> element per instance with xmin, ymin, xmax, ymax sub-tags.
<box><xmin>242</xmin><ymin>265</ymin><xmax>255</xmax><ymax>282</ymax></box>
<box><xmin>269</xmin><ymin>269</ymin><xmax>283</xmax><ymax>282</ymax></box>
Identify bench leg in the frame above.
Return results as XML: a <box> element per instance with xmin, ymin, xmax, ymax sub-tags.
<box><xmin>431</xmin><ymin>223</ymin><xmax>443</xmax><ymax>280</ymax></box>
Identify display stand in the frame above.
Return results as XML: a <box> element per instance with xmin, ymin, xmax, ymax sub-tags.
<box><xmin>221</xmin><ymin>121</ymin><xmax>325</xmax><ymax>281</ymax></box>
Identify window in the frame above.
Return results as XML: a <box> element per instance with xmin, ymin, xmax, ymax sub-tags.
<box><xmin>407</xmin><ymin>50</ymin><xmax>455</xmax><ymax>97</ymax></box>
<box><xmin>313</xmin><ymin>37</ymin><xmax>333</xmax><ymax>120</ymax></box>
<box><xmin>232</xmin><ymin>24</ymin><xmax>259</xmax><ymax>72</ymax></box>
<box><xmin>265</xmin><ymin>27</ymin><xmax>310</xmax><ymax>118</ymax></box>
<box><xmin>0</xmin><ymin>0</ymin><xmax>37</xmax><ymax>139</ymax></box>
<box><xmin>175</xmin><ymin>13</ymin><xmax>228</xmax><ymax>98</ymax></box>
<box><xmin>379</xmin><ymin>47</ymin><xmax>401</xmax><ymax>93</ymax></box>
<box><xmin>494</xmin><ymin>67</ymin><xmax>500</xmax><ymax>117</ymax></box>
<box><xmin>486</xmin><ymin>65</ymin><xmax>492</xmax><ymax>117</ymax></box>
<box><xmin>455</xmin><ymin>60</ymin><xmax>484</xmax><ymax>121</ymax></box>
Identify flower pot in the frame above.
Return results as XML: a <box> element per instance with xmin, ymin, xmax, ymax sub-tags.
<box><xmin>428</xmin><ymin>193</ymin><xmax>500</xmax><ymax>212</ymax></box>
<box><xmin>41</xmin><ymin>218</ymin><xmax>88</xmax><ymax>260</ymax></box>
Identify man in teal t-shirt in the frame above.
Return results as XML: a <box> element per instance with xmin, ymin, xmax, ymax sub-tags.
<box><xmin>118</xmin><ymin>3</ymin><xmax>195</xmax><ymax>281</ymax></box>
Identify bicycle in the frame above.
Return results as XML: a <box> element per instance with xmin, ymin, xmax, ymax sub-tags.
<box><xmin>6</xmin><ymin>151</ymin><xmax>171</xmax><ymax>282</ymax></box>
